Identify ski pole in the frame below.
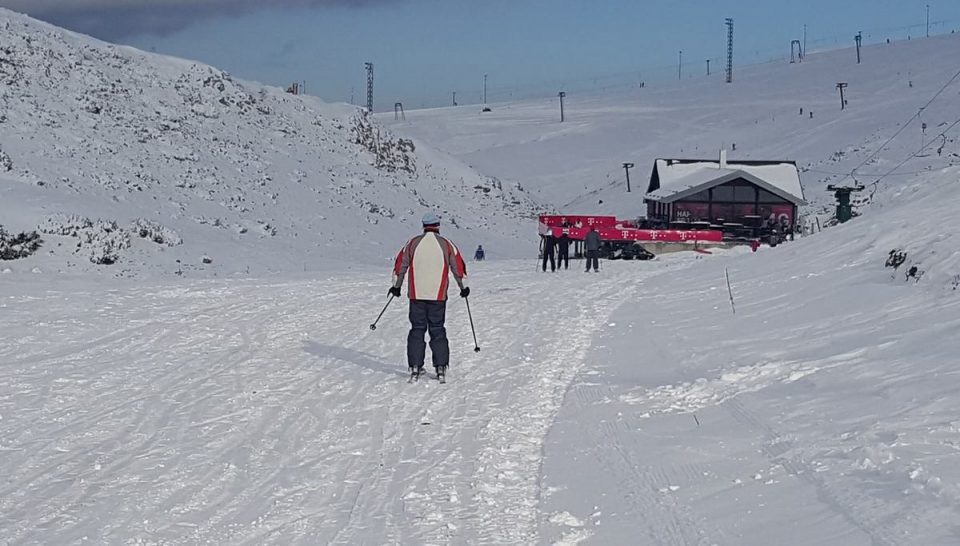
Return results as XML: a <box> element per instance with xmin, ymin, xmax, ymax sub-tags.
<box><xmin>465</xmin><ymin>297</ymin><xmax>481</xmax><ymax>352</ymax></box>
<box><xmin>369</xmin><ymin>295</ymin><xmax>395</xmax><ymax>331</ymax></box>
<box><xmin>725</xmin><ymin>267</ymin><xmax>736</xmax><ymax>315</ymax></box>
<box><xmin>536</xmin><ymin>238</ymin><xmax>543</xmax><ymax>272</ymax></box>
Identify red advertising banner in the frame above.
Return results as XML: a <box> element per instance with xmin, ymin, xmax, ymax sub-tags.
<box><xmin>548</xmin><ymin>226</ymin><xmax>722</xmax><ymax>243</ymax></box>
<box><xmin>539</xmin><ymin>215</ymin><xmax>619</xmax><ymax>228</ymax></box>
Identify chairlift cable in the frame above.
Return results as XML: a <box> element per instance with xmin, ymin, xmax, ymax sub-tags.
<box><xmin>844</xmin><ymin>66</ymin><xmax>960</xmax><ymax>182</ymax></box>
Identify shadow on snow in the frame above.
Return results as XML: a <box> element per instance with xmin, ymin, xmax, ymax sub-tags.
<box><xmin>302</xmin><ymin>340</ymin><xmax>407</xmax><ymax>377</ymax></box>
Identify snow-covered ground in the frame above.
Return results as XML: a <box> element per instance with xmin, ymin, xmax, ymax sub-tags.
<box><xmin>1</xmin><ymin>260</ymin><xmax>685</xmax><ymax>544</ymax></box>
<box><xmin>540</xmin><ymin>183</ymin><xmax>960</xmax><ymax>544</ymax></box>
<box><xmin>3</xmin><ymin>7</ymin><xmax>960</xmax><ymax>546</ymax></box>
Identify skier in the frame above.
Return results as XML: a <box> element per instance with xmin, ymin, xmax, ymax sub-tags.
<box><xmin>541</xmin><ymin>233</ymin><xmax>556</xmax><ymax>272</ymax></box>
<box><xmin>556</xmin><ymin>230</ymin><xmax>571</xmax><ymax>270</ymax></box>
<box><xmin>474</xmin><ymin>245</ymin><xmax>485</xmax><ymax>261</ymax></box>
<box><xmin>390</xmin><ymin>213</ymin><xmax>469</xmax><ymax>381</ymax></box>
<box><xmin>585</xmin><ymin>226</ymin><xmax>601</xmax><ymax>272</ymax></box>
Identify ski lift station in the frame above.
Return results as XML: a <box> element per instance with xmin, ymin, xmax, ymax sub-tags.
<box><xmin>539</xmin><ymin>152</ymin><xmax>806</xmax><ymax>255</ymax></box>
<box><xmin>644</xmin><ymin>152</ymin><xmax>806</xmax><ymax>238</ymax></box>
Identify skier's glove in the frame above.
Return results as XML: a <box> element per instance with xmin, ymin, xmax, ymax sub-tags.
<box><xmin>460</xmin><ymin>287</ymin><xmax>470</xmax><ymax>298</ymax></box>
<box><xmin>388</xmin><ymin>286</ymin><xmax>401</xmax><ymax>298</ymax></box>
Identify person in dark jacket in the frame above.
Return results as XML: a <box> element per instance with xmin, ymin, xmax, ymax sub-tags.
<box><xmin>556</xmin><ymin>230</ymin><xmax>571</xmax><ymax>270</ymax></box>
<box><xmin>474</xmin><ymin>245</ymin><xmax>485</xmax><ymax>261</ymax></box>
<box><xmin>584</xmin><ymin>227</ymin><xmax>601</xmax><ymax>272</ymax></box>
<box><xmin>541</xmin><ymin>233</ymin><xmax>556</xmax><ymax>272</ymax></box>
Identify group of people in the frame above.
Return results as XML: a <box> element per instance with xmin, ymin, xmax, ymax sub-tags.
<box><xmin>540</xmin><ymin>227</ymin><xmax>602</xmax><ymax>273</ymax></box>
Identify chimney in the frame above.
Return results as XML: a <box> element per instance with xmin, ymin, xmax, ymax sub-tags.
<box><xmin>719</xmin><ymin>148</ymin><xmax>728</xmax><ymax>169</ymax></box>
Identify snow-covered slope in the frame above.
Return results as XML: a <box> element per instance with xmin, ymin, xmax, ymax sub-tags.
<box><xmin>3</xmin><ymin>10</ymin><xmax>960</xmax><ymax>546</ymax></box>
<box><xmin>385</xmin><ymin>33</ymin><xmax>960</xmax><ymax>220</ymax></box>
<box><xmin>0</xmin><ymin>8</ymin><xmax>538</xmax><ymax>278</ymax></box>
<box><xmin>542</xmin><ymin>167</ymin><xmax>960</xmax><ymax>544</ymax></box>
<box><xmin>3</xmin><ymin>170</ymin><xmax>958</xmax><ymax>544</ymax></box>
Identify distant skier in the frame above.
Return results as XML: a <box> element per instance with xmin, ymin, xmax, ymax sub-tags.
<box><xmin>556</xmin><ymin>230</ymin><xmax>571</xmax><ymax>270</ymax></box>
<box><xmin>390</xmin><ymin>213</ymin><xmax>469</xmax><ymax>381</ymax></box>
<box><xmin>474</xmin><ymin>245</ymin><xmax>485</xmax><ymax>261</ymax></box>
<box><xmin>585</xmin><ymin>227</ymin><xmax>601</xmax><ymax>272</ymax></box>
<box><xmin>541</xmin><ymin>233</ymin><xmax>556</xmax><ymax>272</ymax></box>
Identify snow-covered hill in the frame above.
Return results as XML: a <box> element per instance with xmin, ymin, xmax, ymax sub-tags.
<box><xmin>0</xmin><ymin>8</ymin><xmax>538</xmax><ymax>278</ymax></box>
<box><xmin>385</xmin><ymin>32</ymin><xmax>960</xmax><ymax>221</ymax></box>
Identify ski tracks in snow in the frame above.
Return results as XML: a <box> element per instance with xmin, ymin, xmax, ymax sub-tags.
<box><xmin>0</xmin><ymin>262</ymin><xmax>659</xmax><ymax>544</ymax></box>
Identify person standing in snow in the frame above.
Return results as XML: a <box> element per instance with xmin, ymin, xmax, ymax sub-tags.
<box><xmin>585</xmin><ymin>227</ymin><xmax>601</xmax><ymax>272</ymax></box>
<box><xmin>390</xmin><ymin>213</ymin><xmax>469</xmax><ymax>379</ymax></box>
<box><xmin>474</xmin><ymin>245</ymin><xmax>485</xmax><ymax>261</ymax></box>
<box><xmin>541</xmin><ymin>233</ymin><xmax>556</xmax><ymax>272</ymax></box>
<box><xmin>556</xmin><ymin>230</ymin><xmax>571</xmax><ymax>270</ymax></box>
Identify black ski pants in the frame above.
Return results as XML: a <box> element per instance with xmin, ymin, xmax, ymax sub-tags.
<box><xmin>557</xmin><ymin>247</ymin><xmax>569</xmax><ymax>269</ymax></box>
<box><xmin>585</xmin><ymin>250</ymin><xmax>599</xmax><ymax>272</ymax></box>
<box><xmin>542</xmin><ymin>248</ymin><xmax>556</xmax><ymax>272</ymax></box>
<box><xmin>407</xmin><ymin>299</ymin><xmax>449</xmax><ymax>370</ymax></box>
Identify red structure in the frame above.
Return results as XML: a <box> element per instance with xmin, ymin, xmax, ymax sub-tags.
<box><xmin>539</xmin><ymin>215</ymin><xmax>723</xmax><ymax>244</ymax></box>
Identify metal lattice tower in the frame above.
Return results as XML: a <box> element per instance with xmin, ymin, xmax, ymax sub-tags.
<box><xmin>364</xmin><ymin>62</ymin><xmax>374</xmax><ymax>112</ymax></box>
<box><xmin>725</xmin><ymin>18</ymin><xmax>734</xmax><ymax>83</ymax></box>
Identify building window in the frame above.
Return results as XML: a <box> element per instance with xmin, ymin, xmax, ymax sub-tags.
<box><xmin>711</xmin><ymin>186</ymin><xmax>735</xmax><ymax>201</ymax></box>
<box><xmin>734</xmin><ymin>185</ymin><xmax>756</xmax><ymax>203</ymax></box>
<box><xmin>758</xmin><ymin>189</ymin><xmax>789</xmax><ymax>203</ymax></box>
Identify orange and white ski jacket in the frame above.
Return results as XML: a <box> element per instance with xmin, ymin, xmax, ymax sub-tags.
<box><xmin>392</xmin><ymin>230</ymin><xmax>468</xmax><ymax>301</ymax></box>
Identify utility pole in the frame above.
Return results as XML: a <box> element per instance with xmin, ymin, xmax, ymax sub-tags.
<box><xmin>452</xmin><ymin>91</ymin><xmax>457</xmax><ymax>106</ymax></box>
<box><xmin>678</xmin><ymin>50</ymin><xmax>683</xmax><ymax>80</ymax></box>
<box><xmin>350</xmin><ymin>86</ymin><xmax>354</xmax><ymax>105</ymax></box>
<box><xmin>803</xmin><ymin>24</ymin><xmax>807</xmax><ymax>57</ymax></box>
<box><xmin>706</xmin><ymin>59</ymin><xmax>711</xmax><ymax>75</ymax></box>
<box><xmin>927</xmin><ymin>4</ymin><xmax>931</xmax><ymax>38</ymax></box>
<box><xmin>483</xmin><ymin>74</ymin><xmax>488</xmax><ymax>105</ymax></box>
<box><xmin>558</xmin><ymin>91</ymin><xmax>566</xmax><ymax>122</ymax></box>
<box><xmin>855</xmin><ymin>31</ymin><xmax>862</xmax><ymax>64</ymax></box>
<box><xmin>725</xmin><ymin>18</ymin><xmax>734</xmax><ymax>83</ymax></box>
<box><xmin>836</xmin><ymin>82</ymin><xmax>848</xmax><ymax>110</ymax></box>
<box><xmin>622</xmin><ymin>162</ymin><xmax>635</xmax><ymax>193</ymax></box>
<box><xmin>364</xmin><ymin>62</ymin><xmax>374</xmax><ymax>112</ymax></box>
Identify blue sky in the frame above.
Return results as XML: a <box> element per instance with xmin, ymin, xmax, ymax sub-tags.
<box><xmin>5</xmin><ymin>0</ymin><xmax>959</xmax><ymax>110</ymax></box>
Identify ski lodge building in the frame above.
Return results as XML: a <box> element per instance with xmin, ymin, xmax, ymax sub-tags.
<box><xmin>643</xmin><ymin>153</ymin><xmax>806</xmax><ymax>236</ymax></box>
